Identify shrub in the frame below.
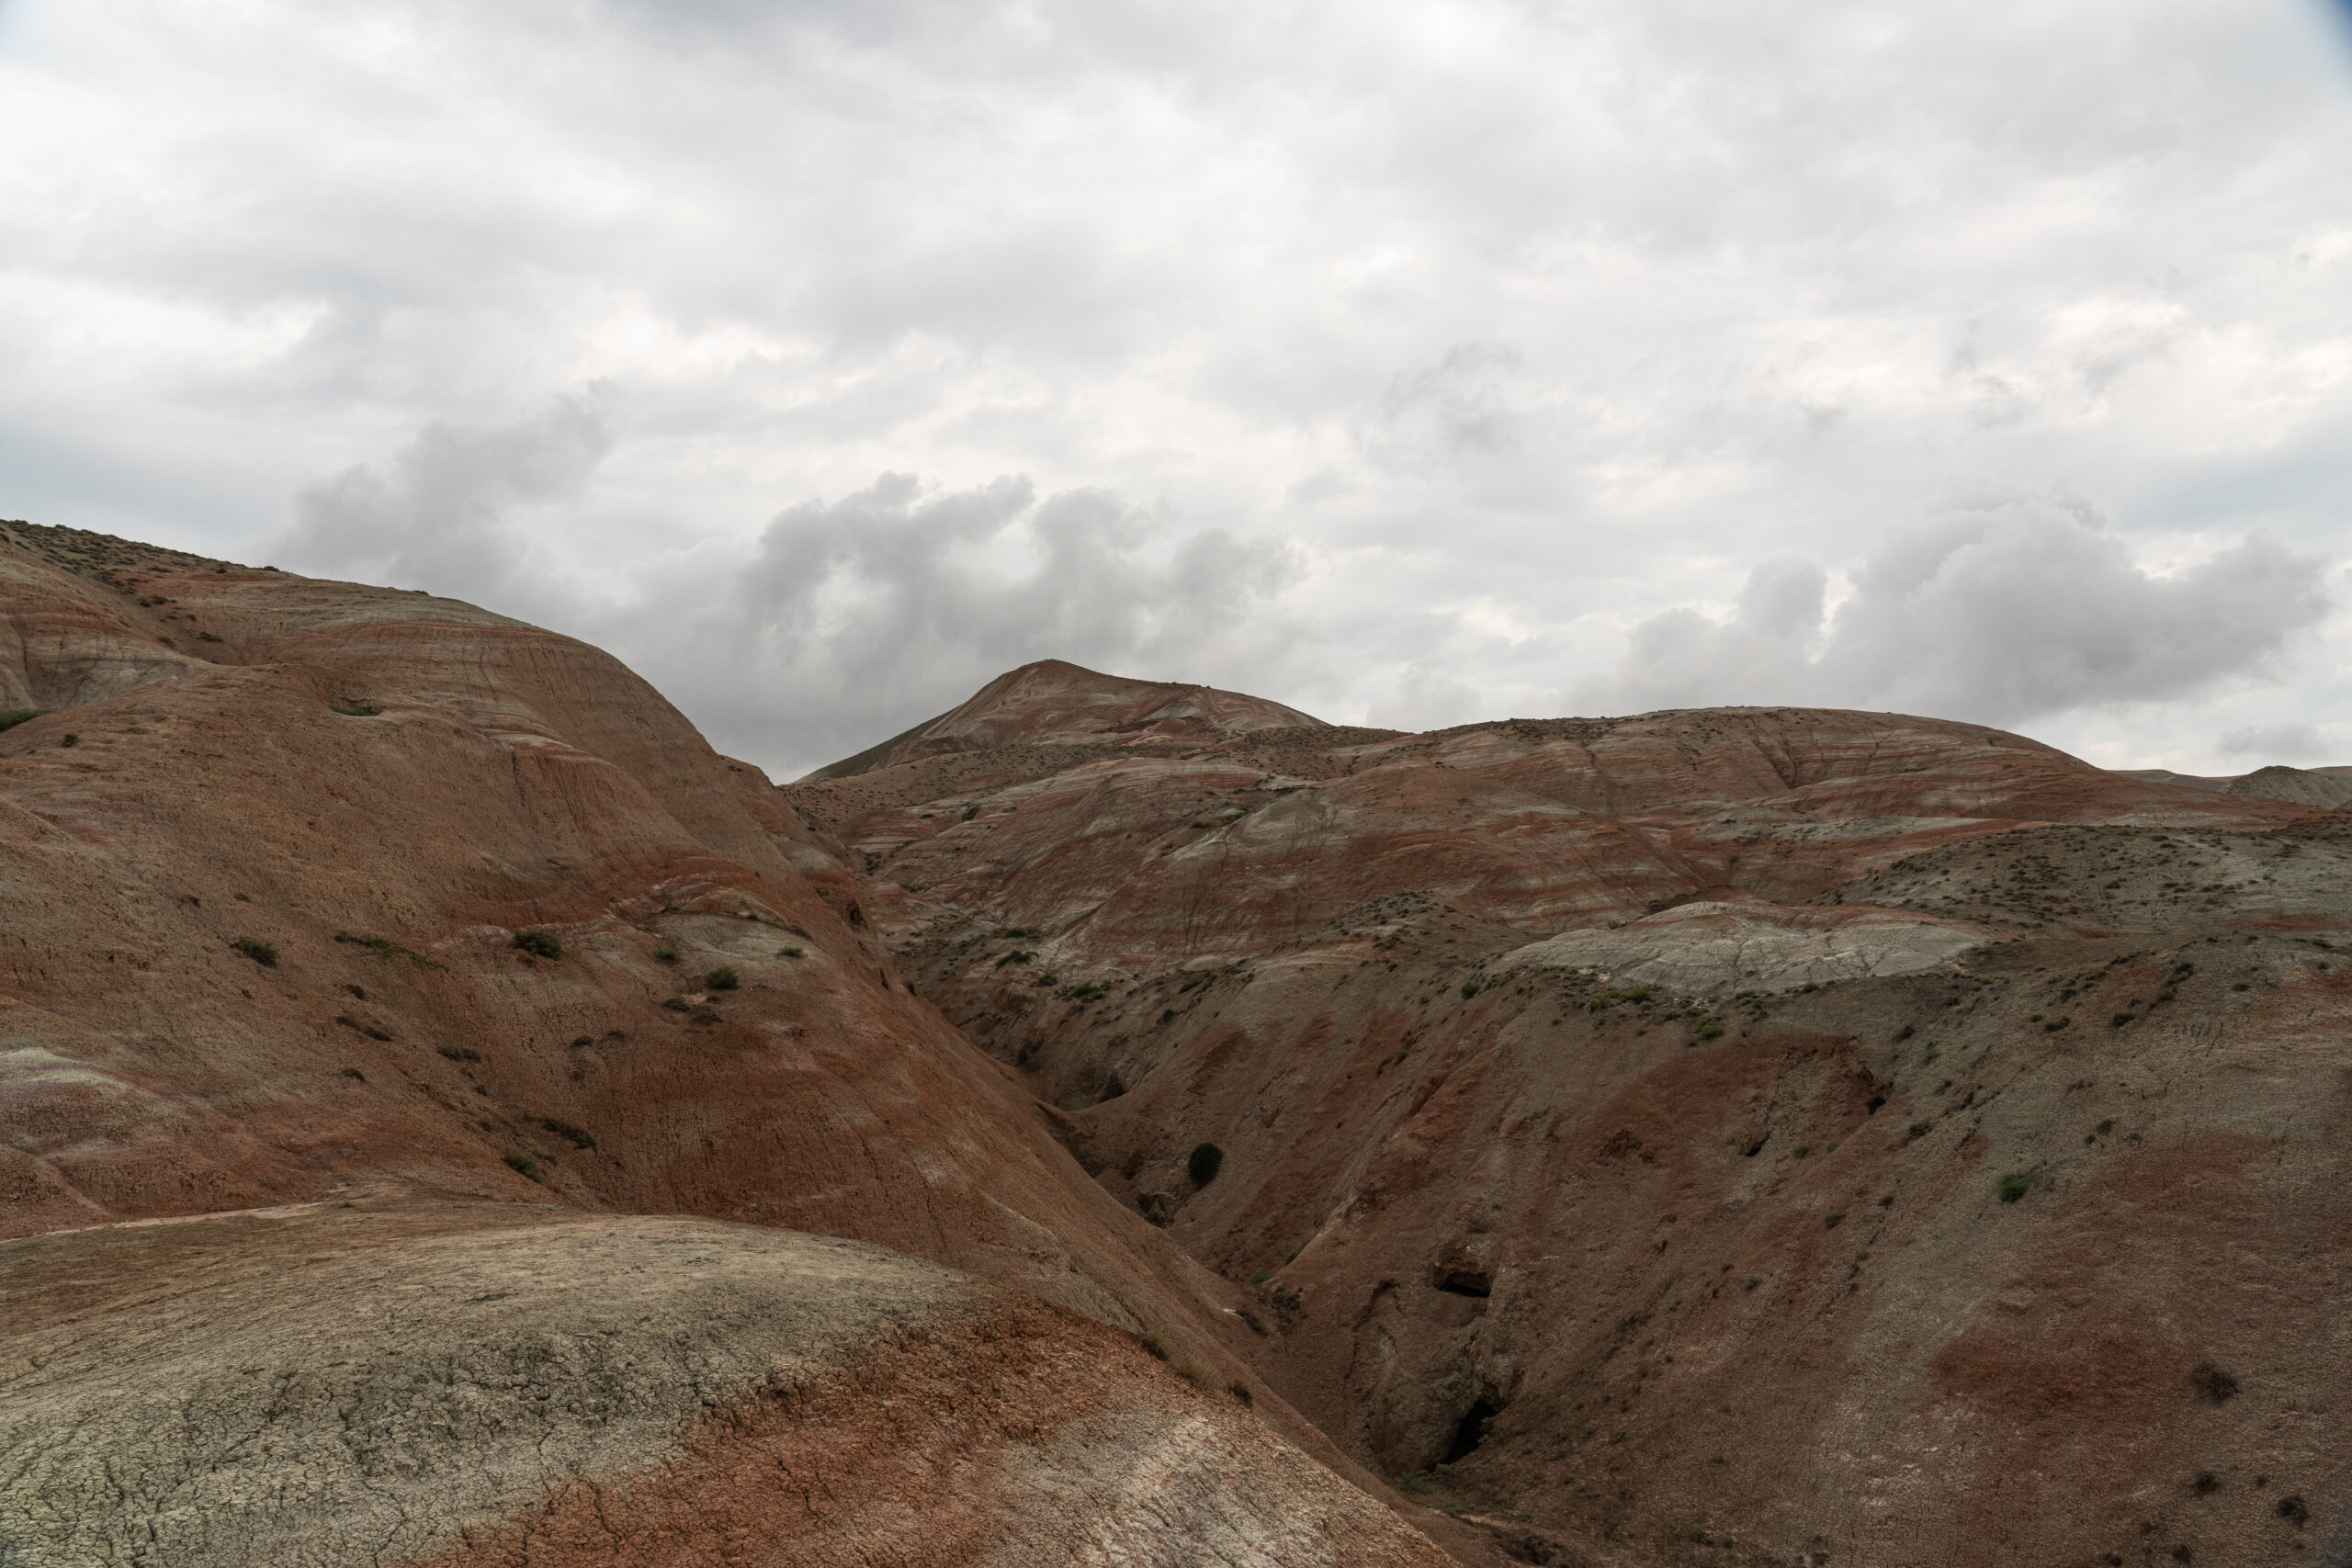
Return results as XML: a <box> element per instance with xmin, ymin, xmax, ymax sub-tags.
<box><xmin>1695</xmin><ymin>1019</ymin><xmax>1725</xmax><ymax>1040</ymax></box>
<box><xmin>1250</xmin><ymin>1269</ymin><xmax>1272</xmax><ymax>1283</ymax></box>
<box><xmin>1183</xmin><ymin>1360</ymin><xmax>1223</xmax><ymax>1393</ymax></box>
<box><xmin>232</xmin><ymin>935</ymin><xmax>277</xmax><ymax>966</ymax></box>
<box><xmin>1397</xmin><ymin>1472</ymin><xmax>1434</xmax><ymax>1495</ymax></box>
<box><xmin>960</xmin><ymin>804</ymin><xmax>980</xmax><ymax>821</ymax></box>
<box><xmin>1792</xmin><ymin>1144</ymin><xmax>1812</xmax><ymax>1159</ymax></box>
<box><xmin>334</xmin><ymin>931</ymin><xmax>443</xmax><ymax>969</ymax></box>
<box><xmin>513</xmin><ymin>928</ymin><xmax>561</xmax><ymax>959</ymax></box>
<box><xmin>2278</xmin><ymin>1495</ymin><xmax>2309</xmax><ymax>1525</ymax></box>
<box><xmin>328</xmin><ymin>702</ymin><xmax>378</xmax><ymax>717</ymax></box>
<box><xmin>1906</xmin><ymin>1120</ymin><xmax>1932</xmax><ymax>1141</ymax></box>
<box><xmin>704</xmin><ymin>966</ymin><xmax>740</xmax><ymax>990</ymax></box>
<box><xmin>1824</xmin><ymin>1212</ymin><xmax>1844</xmax><ymax>1229</ymax></box>
<box><xmin>1227</xmin><ymin>1378</ymin><xmax>1253</xmax><ymax>1404</ymax></box>
<box><xmin>1460</xmin><ymin>979</ymin><xmax>1480</xmax><ymax>998</ymax></box>
<box><xmin>653</xmin><ymin>947</ymin><xmax>677</xmax><ymax>963</ymax></box>
<box><xmin>1139</xmin><ymin>1328</ymin><xmax>1170</xmax><ymax>1361</ymax></box>
<box><xmin>503</xmin><ymin>1148</ymin><xmax>544</xmax><ymax>1182</ymax></box>
<box><xmin>0</xmin><ymin>709</ymin><xmax>43</xmax><ymax>731</ymax></box>
<box><xmin>437</xmin><ymin>1045</ymin><xmax>481</xmax><ymax>1062</ymax></box>
<box><xmin>1188</xmin><ymin>1142</ymin><xmax>1224</xmax><ymax>1186</ymax></box>
<box><xmin>996</xmin><ymin>950</ymin><xmax>1034</xmax><ymax>967</ymax></box>
<box><xmin>2190</xmin><ymin>1362</ymin><xmax>2240</xmax><ymax>1404</ymax></box>
<box><xmin>1997</xmin><ymin>1171</ymin><xmax>2030</xmax><ymax>1203</ymax></box>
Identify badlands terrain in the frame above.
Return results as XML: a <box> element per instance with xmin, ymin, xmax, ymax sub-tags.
<box><xmin>1</xmin><ymin>521</ymin><xmax>2346</xmax><ymax>1567</ymax></box>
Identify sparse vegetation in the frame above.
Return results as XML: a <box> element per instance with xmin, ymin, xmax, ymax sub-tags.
<box><xmin>704</xmin><ymin>966</ymin><xmax>740</xmax><ymax>990</ymax></box>
<box><xmin>1460</xmin><ymin>978</ymin><xmax>1480</xmax><ymax>998</ymax></box>
<box><xmin>502</xmin><ymin>1148</ymin><xmax>544</xmax><ymax>1183</ymax></box>
<box><xmin>513</xmin><ymin>928</ymin><xmax>562</xmax><ymax>960</ymax></box>
<box><xmin>1792</xmin><ymin>1144</ymin><xmax>1812</xmax><ymax>1159</ymax></box>
<box><xmin>960</xmin><ymin>804</ymin><xmax>980</xmax><ymax>821</ymax></box>
<box><xmin>2190</xmin><ymin>1362</ymin><xmax>2240</xmax><ymax>1404</ymax></box>
<box><xmin>0</xmin><ymin>708</ymin><xmax>43</xmax><ymax>731</ymax></box>
<box><xmin>1183</xmin><ymin>1360</ymin><xmax>1223</xmax><ymax>1393</ymax></box>
<box><xmin>653</xmin><ymin>947</ymin><xmax>677</xmax><ymax>963</ymax></box>
<box><xmin>335</xmin><ymin>931</ymin><xmax>443</xmax><ymax>969</ymax></box>
<box><xmin>1997</xmin><ymin>1171</ymin><xmax>2030</xmax><ymax>1203</ymax></box>
<box><xmin>1694</xmin><ymin>1017</ymin><xmax>1725</xmax><ymax>1039</ymax></box>
<box><xmin>1250</xmin><ymin>1269</ymin><xmax>1272</xmax><ymax>1283</ymax></box>
<box><xmin>1824</xmin><ymin>1211</ymin><xmax>1844</xmax><ymax>1228</ymax></box>
<box><xmin>1906</xmin><ymin>1120</ymin><xmax>1932</xmax><ymax>1141</ymax></box>
<box><xmin>996</xmin><ymin>949</ymin><xmax>1035</xmax><ymax>967</ymax></box>
<box><xmin>1397</xmin><ymin>1472</ymin><xmax>1434</xmax><ymax>1495</ymax></box>
<box><xmin>328</xmin><ymin>702</ymin><xmax>378</xmax><ymax>717</ymax></box>
<box><xmin>231</xmin><ymin>935</ymin><xmax>277</xmax><ymax>966</ymax></box>
<box><xmin>1188</xmin><ymin>1142</ymin><xmax>1225</xmax><ymax>1186</ymax></box>
<box><xmin>1139</xmin><ymin>1328</ymin><xmax>1171</xmax><ymax>1361</ymax></box>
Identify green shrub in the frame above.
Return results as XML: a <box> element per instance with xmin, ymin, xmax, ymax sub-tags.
<box><xmin>1906</xmin><ymin>1120</ymin><xmax>1932</xmax><ymax>1141</ymax></box>
<box><xmin>1397</xmin><ymin>1472</ymin><xmax>1434</xmax><ymax>1495</ymax></box>
<box><xmin>1460</xmin><ymin>979</ymin><xmax>1480</xmax><ymax>998</ymax></box>
<box><xmin>0</xmin><ymin>709</ymin><xmax>44</xmax><ymax>731</ymax></box>
<box><xmin>1792</xmin><ymin>1144</ymin><xmax>1811</xmax><ymax>1159</ymax></box>
<box><xmin>1824</xmin><ymin>1211</ymin><xmax>1844</xmax><ymax>1228</ymax></box>
<box><xmin>960</xmin><ymin>804</ymin><xmax>981</xmax><ymax>821</ymax></box>
<box><xmin>653</xmin><ymin>947</ymin><xmax>677</xmax><ymax>963</ymax></box>
<box><xmin>1183</xmin><ymin>1360</ymin><xmax>1223</xmax><ymax>1393</ymax></box>
<box><xmin>1250</xmin><ymin>1269</ymin><xmax>1272</xmax><ymax>1283</ymax></box>
<box><xmin>231</xmin><ymin>935</ymin><xmax>277</xmax><ymax>966</ymax></box>
<box><xmin>1997</xmin><ymin>1171</ymin><xmax>2030</xmax><ymax>1203</ymax></box>
<box><xmin>513</xmin><ymin>928</ymin><xmax>561</xmax><ymax>960</ymax></box>
<box><xmin>705</xmin><ymin>966</ymin><xmax>740</xmax><ymax>990</ymax></box>
<box><xmin>1139</xmin><ymin>1328</ymin><xmax>1170</xmax><ymax>1361</ymax></box>
<box><xmin>328</xmin><ymin>702</ymin><xmax>378</xmax><ymax>717</ymax></box>
<box><xmin>1695</xmin><ymin>1019</ymin><xmax>1725</xmax><ymax>1039</ymax></box>
<box><xmin>995</xmin><ymin>950</ymin><xmax>1034</xmax><ymax>967</ymax></box>
<box><xmin>503</xmin><ymin>1148</ymin><xmax>544</xmax><ymax>1183</ymax></box>
<box><xmin>1188</xmin><ymin>1142</ymin><xmax>1224</xmax><ymax>1186</ymax></box>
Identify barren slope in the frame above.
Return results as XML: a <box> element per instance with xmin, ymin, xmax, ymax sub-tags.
<box><xmin>792</xmin><ymin>675</ymin><xmax>2351</xmax><ymax>1568</ymax></box>
<box><xmin>0</xmin><ymin>525</ymin><xmax>1478</xmax><ymax>1565</ymax></box>
<box><xmin>0</xmin><ymin>1197</ymin><xmax>1454</xmax><ymax>1567</ymax></box>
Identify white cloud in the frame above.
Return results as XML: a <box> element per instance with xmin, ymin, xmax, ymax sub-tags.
<box><xmin>277</xmin><ymin>408</ymin><xmax>1315</xmax><ymax>775</ymax></box>
<box><xmin>2218</xmin><ymin>722</ymin><xmax>2338</xmax><ymax>763</ymax></box>
<box><xmin>4</xmin><ymin>0</ymin><xmax>2351</xmax><ymax>770</ymax></box>
<box><xmin>1367</xmin><ymin>662</ymin><xmax>1482</xmax><ymax>733</ymax></box>
<box><xmin>1572</xmin><ymin>488</ymin><xmax>2332</xmax><ymax>726</ymax></box>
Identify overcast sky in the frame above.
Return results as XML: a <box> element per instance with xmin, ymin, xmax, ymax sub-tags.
<box><xmin>5</xmin><ymin>1</ymin><xmax>2350</xmax><ymax>779</ymax></box>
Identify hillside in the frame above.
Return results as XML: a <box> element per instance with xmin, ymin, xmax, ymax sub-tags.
<box><xmin>0</xmin><ymin>525</ymin><xmax>1476</xmax><ymax>1567</ymax></box>
<box><xmin>790</xmin><ymin>675</ymin><xmax>2350</xmax><ymax>1568</ymax></box>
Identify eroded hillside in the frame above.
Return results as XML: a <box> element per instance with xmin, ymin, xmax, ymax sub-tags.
<box><xmin>0</xmin><ymin>526</ymin><xmax>1476</xmax><ymax>1568</ymax></box>
<box><xmin>791</xmin><ymin>660</ymin><xmax>2350</xmax><ymax>1568</ymax></box>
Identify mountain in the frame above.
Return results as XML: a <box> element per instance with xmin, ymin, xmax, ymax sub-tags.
<box><xmin>0</xmin><ymin>525</ymin><xmax>1475</xmax><ymax>1568</ymax></box>
<box><xmin>790</xmin><ymin>678</ymin><xmax>2350</xmax><ymax>1568</ymax></box>
<box><xmin>6</xmin><ymin>521</ymin><xmax>2343</xmax><ymax>1567</ymax></box>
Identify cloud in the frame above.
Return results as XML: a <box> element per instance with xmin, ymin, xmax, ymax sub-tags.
<box><xmin>2218</xmin><ymin>722</ymin><xmax>2337</xmax><ymax>762</ymax></box>
<box><xmin>1573</xmin><ymin>487</ymin><xmax>2332</xmax><ymax>726</ymax></box>
<box><xmin>621</xmin><ymin>474</ymin><xmax>1315</xmax><ymax>773</ymax></box>
<box><xmin>1367</xmin><ymin>662</ymin><xmax>1483</xmax><ymax>732</ymax></box>
<box><xmin>279</xmin><ymin>396</ymin><xmax>613</xmax><ymax>604</ymax></box>
<box><xmin>280</xmin><ymin>412</ymin><xmax>1317</xmax><ymax>776</ymax></box>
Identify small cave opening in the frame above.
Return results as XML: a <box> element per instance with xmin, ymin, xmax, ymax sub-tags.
<box><xmin>1433</xmin><ymin>1268</ymin><xmax>1491</xmax><ymax>1298</ymax></box>
<box><xmin>1442</xmin><ymin>1395</ymin><xmax>1502</xmax><ymax>1465</ymax></box>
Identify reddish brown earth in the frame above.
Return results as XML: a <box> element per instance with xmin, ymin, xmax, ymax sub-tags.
<box><xmin>0</xmin><ymin>525</ymin><xmax>1481</xmax><ymax>1567</ymax></box>
<box><xmin>793</xmin><ymin>660</ymin><xmax>2352</xmax><ymax>1568</ymax></box>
